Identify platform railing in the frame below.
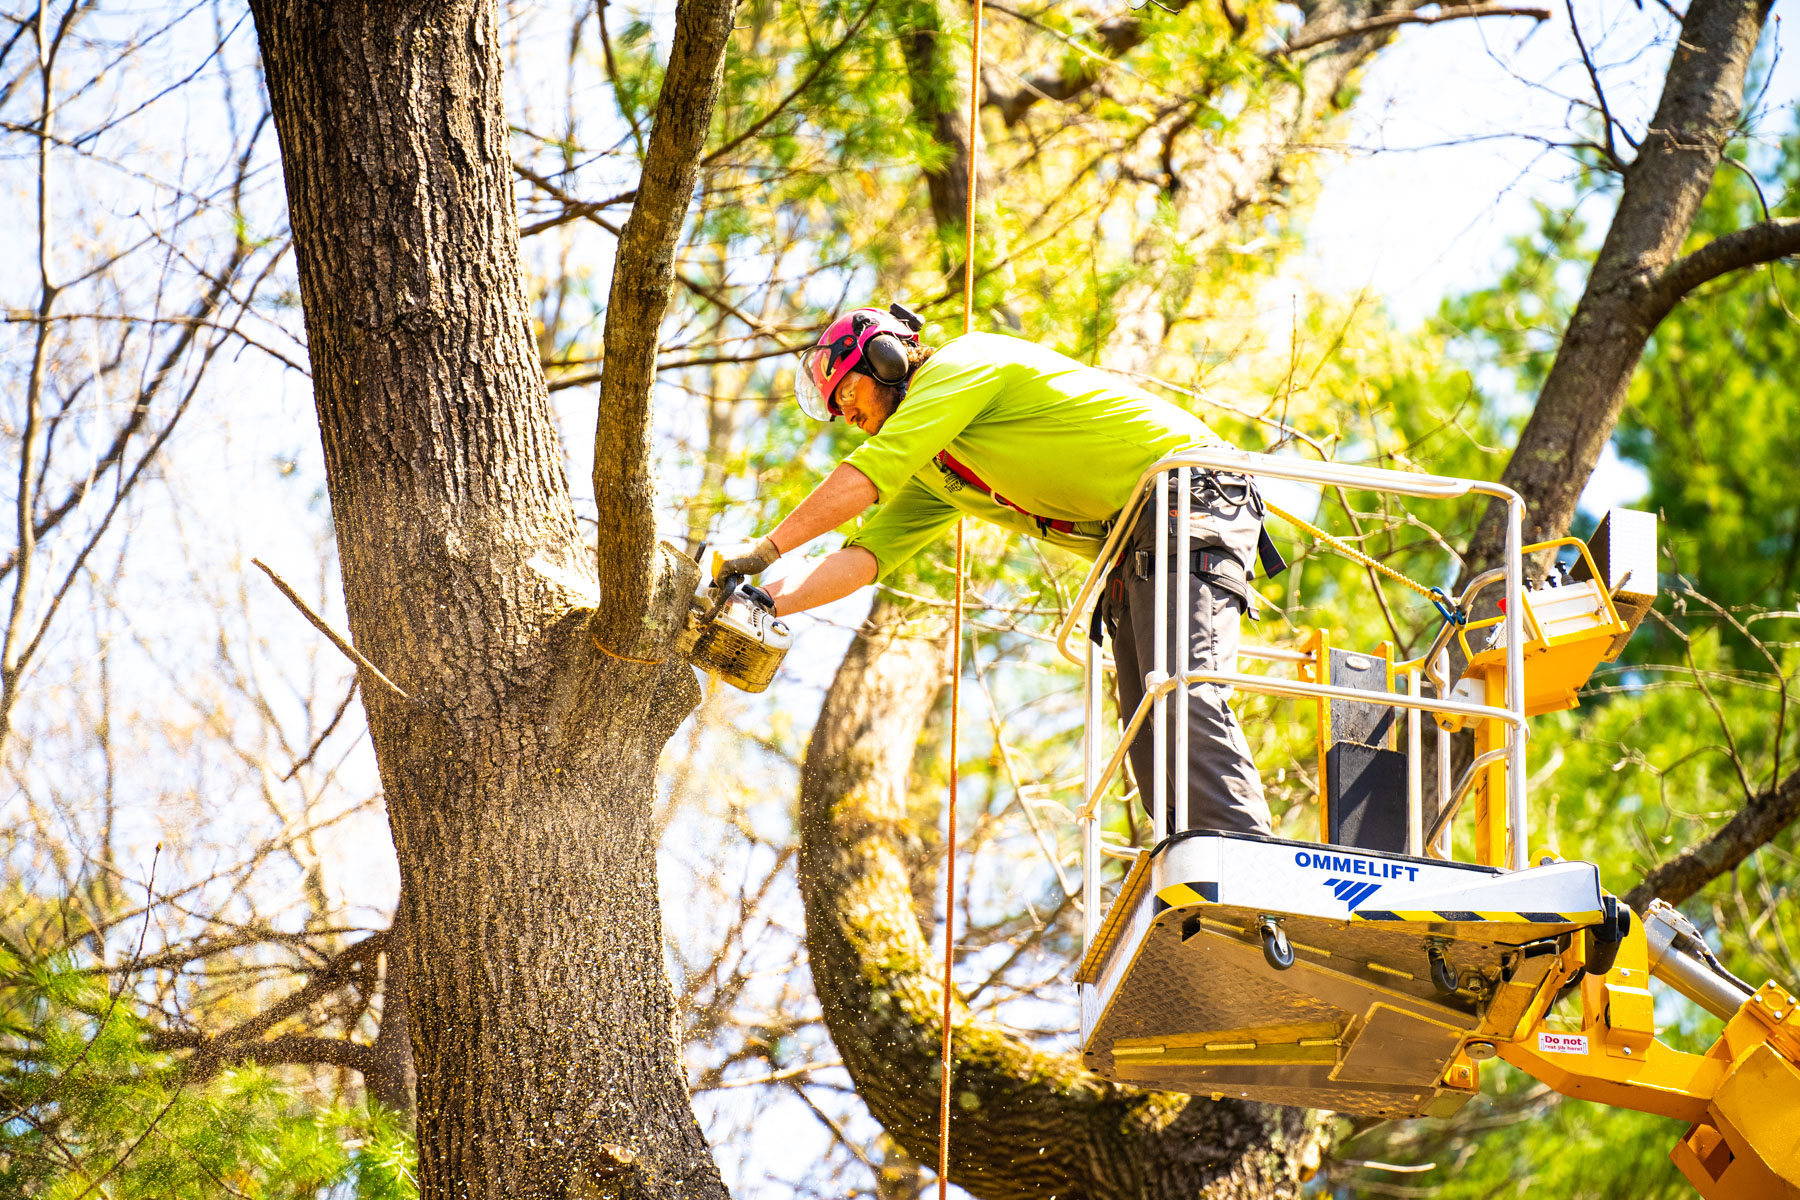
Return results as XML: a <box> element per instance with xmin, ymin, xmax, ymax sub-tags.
<box><xmin>1058</xmin><ymin>448</ymin><xmax>1531</xmax><ymax>956</ymax></box>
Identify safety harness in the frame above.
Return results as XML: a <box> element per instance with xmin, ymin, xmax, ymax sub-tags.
<box><xmin>933</xmin><ymin>449</ymin><xmax>1088</xmax><ymax>535</ymax></box>
<box><xmin>934</xmin><ymin>447</ymin><xmax>1286</xmax><ymax>578</ymax></box>
<box><xmin>930</xmin><ymin>447</ymin><xmax>1287</xmax><ymax>646</ymax></box>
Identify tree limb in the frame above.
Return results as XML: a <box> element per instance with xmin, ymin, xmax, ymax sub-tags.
<box><xmin>1459</xmin><ymin>0</ymin><xmax>1774</xmax><ymax>583</ymax></box>
<box><xmin>153</xmin><ymin>1028</ymin><xmax>381</xmax><ymax>1076</ymax></box>
<box><xmin>797</xmin><ymin>597</ymin><xmax>1326</xmax><ymax>1200</ymax></box>
<box><xmin>591</xmin><ymin>0</ymin><xmax>737</xmax><ymax>657</ymax></box>
<box><xmin>1277</xmin><ymin>3</ymin><xmax>1548</xmax><ymax>55</ymax></box>
<box><xmin>1625</xmin><ymin>764</ymin><xmax>1800</xmax><ymax>911</ymax></box>
<box><xmin>1647</xmin><ymin>216</ymin><xmax>1800</xmax><ymax>322</ymax></box>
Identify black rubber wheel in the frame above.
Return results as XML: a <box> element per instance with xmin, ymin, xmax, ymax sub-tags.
<box><xmin>1260</xmin><ymin>922</ymin><xmax>1295</xmax><ymax>971</ymax></box>
<box><xmin>1428</xmin><ymin>947</ymin><xmax>1458</xmax><ymax>994</ymax></box>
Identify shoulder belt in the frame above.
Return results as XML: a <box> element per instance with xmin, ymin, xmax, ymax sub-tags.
<box><xmin>934</xmin><ymin>449</ymin><xmax>1081</xmax><ymax>535</ymax></box>
<box><xmin>938</xmin><ymin>448</ymin><xmax>1289</xmax><ymax>581</ymax></box>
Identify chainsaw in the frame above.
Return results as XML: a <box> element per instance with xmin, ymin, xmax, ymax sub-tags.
<box><xmin>679</xmin><ymin>573</ymin><xmax>792</xmax><ymax>693</ymax></box>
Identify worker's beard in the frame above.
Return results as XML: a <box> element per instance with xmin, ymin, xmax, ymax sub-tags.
<box><xmin>867</xmin><ymin>383</ymin><xmax>904</xmax><ymax>427</ymax></box>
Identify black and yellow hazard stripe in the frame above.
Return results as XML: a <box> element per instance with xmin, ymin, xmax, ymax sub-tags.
<box><xmin>1154</xmin><ymin>882</ymin><xmax>1219</xmax><ymax>908</ymax></box>
<box><xmin>1353</xmin><ymin>908</ymin><xmax>1604</xmax><ymax>924</ymax></box>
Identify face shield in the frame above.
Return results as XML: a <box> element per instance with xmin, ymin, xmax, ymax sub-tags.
<box><xmin>795</xmin><ymin>345</ymin><xmax>842</xmax><ymax>422</ymax></box>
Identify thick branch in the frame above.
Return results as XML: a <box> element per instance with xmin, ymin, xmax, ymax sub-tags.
<box><xmin>1624</xmin><ymin>765</ymin><xmax>1800</xmax><ymax>912</ymax></box>
<box><xmin>213</xmin><ymin>932</ymin><xmax>384</xmax><ymax>1048</ymax></box>
<box><xmin>1461</xmin><ymin>0</ymin><xmax>1775</xmax><ymax>580</ymax></box>
<box><xmin>797</xmin><ymin>597</ymin><xmax>1324</xmax><ymax>1200</ymax></box>
<box><xmin>1646</xmin><ymin>216</ymin><xmax>1800</xmax><ymax>321</ymax></box>
<box><xmin>1278</xmin><ymin>3</ymin><xmax>1548</xmax><ymax>55</ymax></box>
<box><xmin>154</xmin><ymin>1027</ymin><xmax>380</xmax><ymax>1076</ymax></box>
<box><xmin>591</xmin><ymin>0</ymin><xmax>737</xmax><ymax>657</ymax></box>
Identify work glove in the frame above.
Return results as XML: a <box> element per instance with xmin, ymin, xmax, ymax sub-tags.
<box><xmin>711</xmin><ymin>535</ymin><xmax>782</xmax><ymax>581</ymax></box>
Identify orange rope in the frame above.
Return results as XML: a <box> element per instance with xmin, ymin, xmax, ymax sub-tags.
<box><xmin>939</xmin><ymin>0</ymin><xmax>982</xmax><ymax>1192</ymax></box>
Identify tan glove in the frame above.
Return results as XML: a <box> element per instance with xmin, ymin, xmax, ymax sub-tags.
<box><xmin>711</xmin><ymin>535</ymin><xmax>782</xmax><ymax>580</ymax></box>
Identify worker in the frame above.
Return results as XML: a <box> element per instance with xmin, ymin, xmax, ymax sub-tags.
<box><xmin>714</xmin><ymin>304</ymin><xmax>1281</xmax><ymax>836</ymax></box>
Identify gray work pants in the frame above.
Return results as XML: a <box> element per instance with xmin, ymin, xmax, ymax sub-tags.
<box><xmin>1106</xmin><ymin>470</ymin><xmax>1272</xmax><ymax>837</ymax></box>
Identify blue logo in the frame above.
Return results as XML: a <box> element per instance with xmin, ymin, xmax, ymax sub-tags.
<box><xmin>1324</xmin><ymin>878</ymin><xmax>1382</xmax><ymax>910</ymax></box>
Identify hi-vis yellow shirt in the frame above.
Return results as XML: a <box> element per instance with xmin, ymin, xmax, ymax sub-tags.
<box><xmin>842</xmin><ymin>332</ymin><xmax>1227</xmax><ymax>579</ymax></box>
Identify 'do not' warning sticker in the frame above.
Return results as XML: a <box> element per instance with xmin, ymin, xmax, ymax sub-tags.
<box><xmin>1537</xmin><ymin>1032</ymin><xmax>1588</xmax><ymax>1055</ymax></box>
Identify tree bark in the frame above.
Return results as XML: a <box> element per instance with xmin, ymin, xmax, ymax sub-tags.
<box><xmin>248</xmin><ymin>3</ymin><xmax>727</xmax><ymax>1196</ymax></box>
<box><xmin>369</xmin><ymin>908</ymin><xmax>419</xmax><ymax>1122</ymax></box>
<box><xmin>797</xmin><ymin>596</ymin><xmax>1325</xmax><ymax>1200</ymax></box>
<box><xmin>592</xmin><ymin>0</ymin><xmax>737</xmax><ymax>658</ymax></box>
<box><xmin>1460</xmin><ymin>0</ymin><xmax>1775</xmax><ymax>580</ymax></box>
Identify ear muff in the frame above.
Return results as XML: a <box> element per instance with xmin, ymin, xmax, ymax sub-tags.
<box><xmin>862</xmin><ymin>332</ymin><xmax>910</xmax><ymax>385</ymax></box>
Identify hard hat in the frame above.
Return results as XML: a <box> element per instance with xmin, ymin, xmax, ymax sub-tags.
<box><xmin>796</xmin><ymin>304</ymin><xmax>924</xmax><ymax>421</ymax></box>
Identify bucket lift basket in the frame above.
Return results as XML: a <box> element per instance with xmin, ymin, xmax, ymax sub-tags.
<box><xmin>1052</xmin><ymin>449</ymin><xmax>1623</xmax><ymax>1119</ymax></box>
<box><xmin>1048</xmin><ymin>450</ymin><xmax>1800</xmax><ymax>1195</ymax></box>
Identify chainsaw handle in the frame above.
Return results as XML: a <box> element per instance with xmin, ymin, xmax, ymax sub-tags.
<box><xmin>703</xmin><ymin>573</ymin><xmax>744</xmax><ymax>623</ymax></box>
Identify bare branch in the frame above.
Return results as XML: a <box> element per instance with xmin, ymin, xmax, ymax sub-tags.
<box><xmin>250</xmin><ymin>558</ymin><xmax>412</xmax><ymax>704</ymax></box>
<box><xmin>1560</xmin><ymin>0</ymin><xmax>1631</xmax><ymax>172</ymax></box>
<box><xmin>1277</xmin><ymin>3</ymin><xmax>1549</xmax><ymax>56</ymax></box>
<box><xmin>1648</xmin><ymin>216</ymin><xmax>1800</xmax><ymax>320</ymax></box>
<box><xmin>1625</xmin><ymin>764</ymin><xmax>1800</xmax><ymax>911</ymax></box>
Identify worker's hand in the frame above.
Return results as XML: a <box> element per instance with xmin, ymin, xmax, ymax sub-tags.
<box><xmin>711</xmin><ymin>535</ymin><xmax>782</xmax><ymax>581</ymax></box>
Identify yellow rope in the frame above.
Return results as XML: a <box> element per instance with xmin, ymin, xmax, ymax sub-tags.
<box><xmin>590</xmin><ymin>632</ymin><xmax>666</xmax><ymax>667</ymax></box>
<box><xmin>1262</xmin><ymin>499</ymin><xmax>1443</xmax><ymax>603</ymax></box>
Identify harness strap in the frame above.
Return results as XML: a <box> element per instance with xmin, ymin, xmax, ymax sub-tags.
<box><xmin>934</xmin><ymin>449</ymin><xmax>1082</xmax><ymax>535</ymax></box>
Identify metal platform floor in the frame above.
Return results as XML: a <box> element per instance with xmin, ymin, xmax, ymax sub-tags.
<box><xmin>1078</xmin><ymin>831</ymin><xmax>1606</xmax><ymax>1118</ymax></box>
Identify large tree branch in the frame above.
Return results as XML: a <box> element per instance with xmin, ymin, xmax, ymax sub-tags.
<box><xmin>797</xmin><ymin>598</ymin><xmax>1324</xmax><ymax>1200</ymax></box>
<box><xmin>591</xmin><ymin>0</ymin><xmax>737</xmax><ymax>657</ymax></box>
<box><xmin>1277</xmin><ymin>3</ymin><xmax>1548</xmax><ymax>55</ymax></box>
<box><xmin>1460</xmin><ymin>0</ymin><xmax>1775</xmax><ymax>581</ymax></box>
<box><xmin>1646</xmin><ymin>216</ymin><xmax>1800</xmax><ymax>322</ymax></box>
<box><xmin>211</xmin><ymin>932</ymin><xmax>385</xmax><ymax>1048</ymax></box>
<box><xmin>153</xmin><ymin>1027</ymin><xmax>380</xmax><ymax>1076</ymax></box>
<box><xmin>1624</xmin><ymin>765</ymin><xmax>1800</xmax><ymax>912</ymax></box>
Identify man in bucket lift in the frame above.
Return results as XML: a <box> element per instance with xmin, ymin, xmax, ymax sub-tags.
<box><xmin>715</xmin><ymin>304</ymin><xmax>1286</xmax><ymax>837</ymax></box>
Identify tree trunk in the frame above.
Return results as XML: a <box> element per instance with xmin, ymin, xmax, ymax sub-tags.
<box><xmin>248</xmin><ymin>3</ymin><xmax>726</xmax><ymax>1196</ymax></box>
<box><xmin>1460</xmin><ymin>0</ymin><xmax>1774</xmax><ymax>579</ymax></box>
<box><xmin>797</xmin><ymin>596</ymin><xmax>1325</xmax><ymax>1200</ymax></box>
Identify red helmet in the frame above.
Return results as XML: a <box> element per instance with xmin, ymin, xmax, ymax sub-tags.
<box><xmin>796</xmin><ymin>305</ymin><xmax>923</xmax><ymax>421</ymax></box>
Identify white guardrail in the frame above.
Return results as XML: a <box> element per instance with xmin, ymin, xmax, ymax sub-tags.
<box><xmin>1050</xmin><ymin>448</ymin><xmax>1531</xmax><ymax>955</ymax></box>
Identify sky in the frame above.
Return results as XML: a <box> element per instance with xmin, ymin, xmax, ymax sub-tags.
<box><xmin>1299</xmin><ymin>0</ymin><xmax>1800</xmax><ymax>324</ymax></box>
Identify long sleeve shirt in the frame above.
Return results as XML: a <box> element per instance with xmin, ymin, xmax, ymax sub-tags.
<box><xmin>841</xmin><ymin>332</ymin><xmax>1227</xmax><ymax>578</ymax></box>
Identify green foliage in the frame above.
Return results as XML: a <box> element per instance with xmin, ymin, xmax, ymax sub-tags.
<box><xmin>1618</xmin><ymin>145</ymin><xmax>1800</xmax><ymax>624</ymax></box>
<box><xmin>0</xmin><ymin>939</ymin><xmax>416</xmax><ymax>1199</ymax></box>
